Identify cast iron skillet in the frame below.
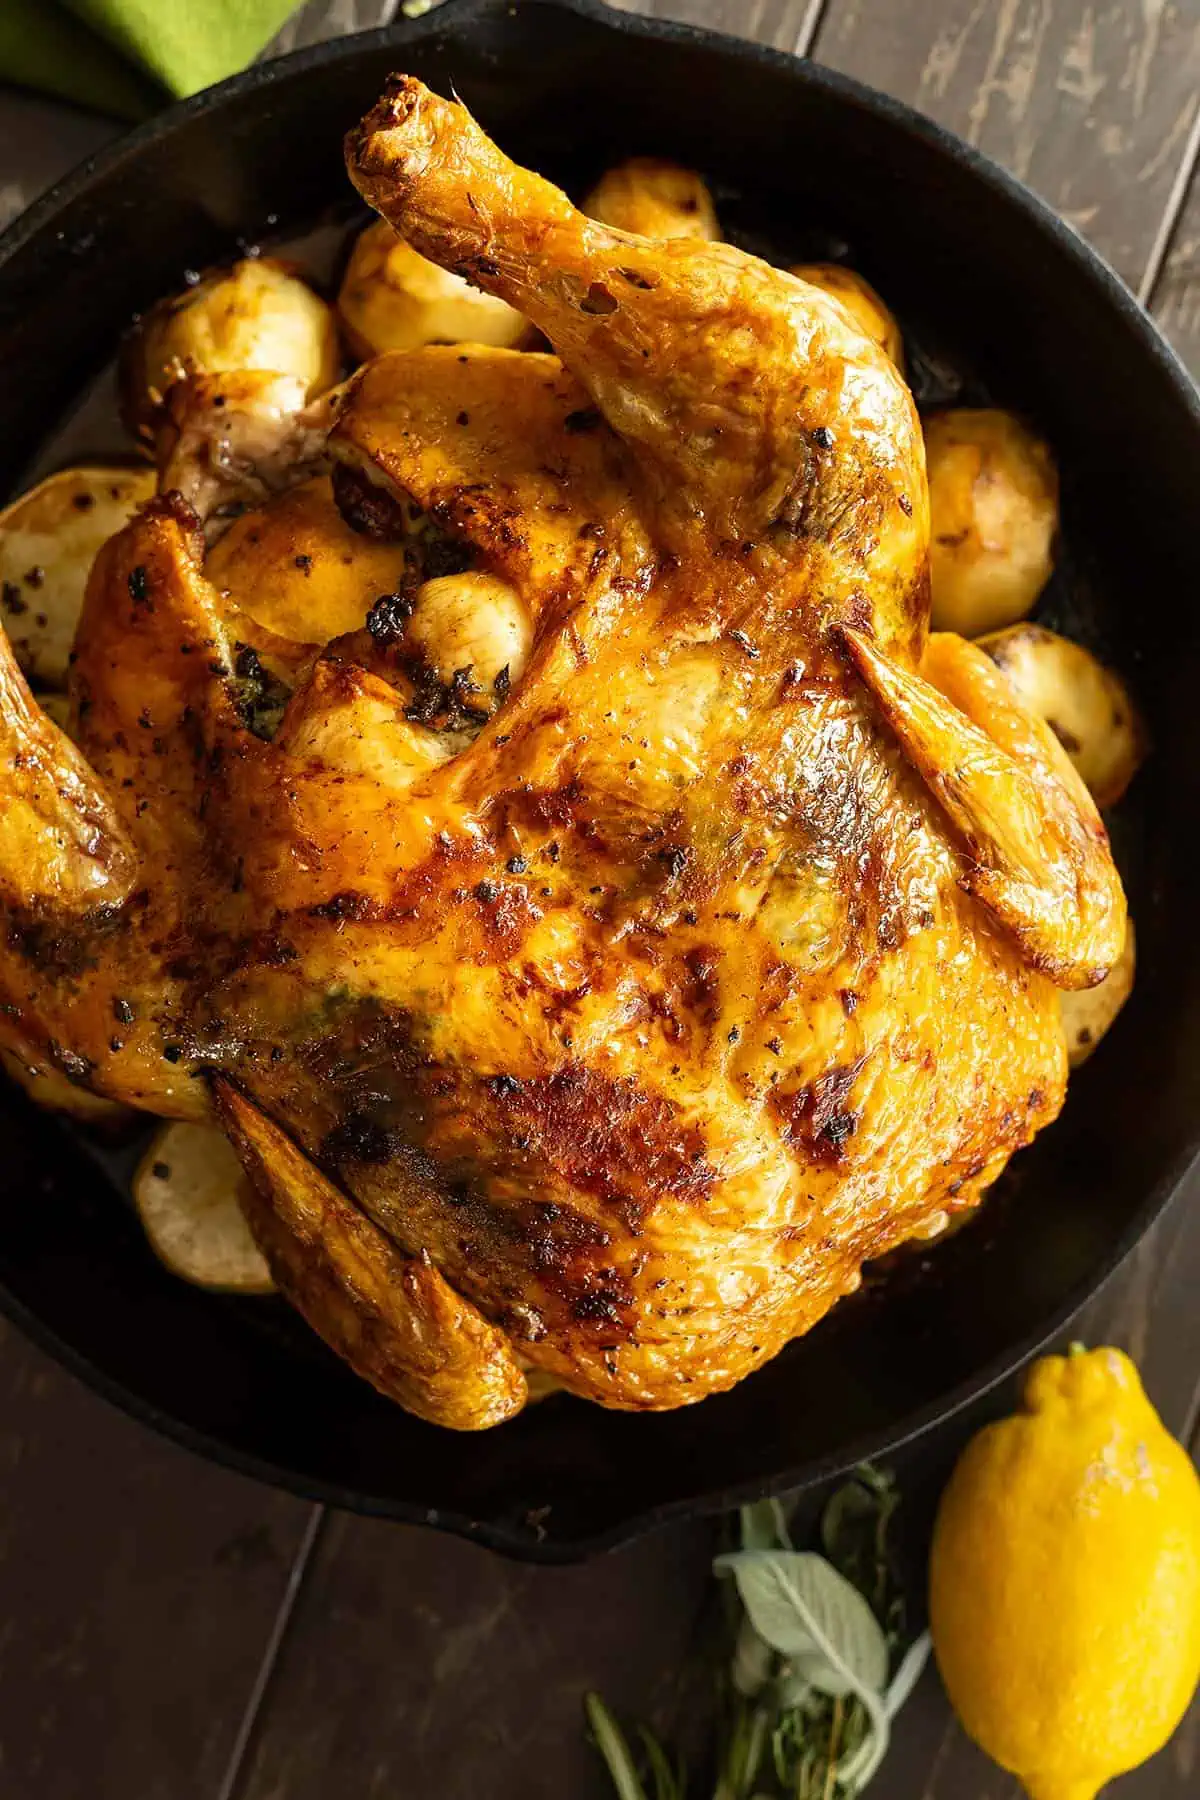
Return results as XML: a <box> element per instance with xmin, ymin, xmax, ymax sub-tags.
<box><xmin>0</xmin><ymin>0</ymin><xmax>1198</xmax><ymax>1563</ymax></box>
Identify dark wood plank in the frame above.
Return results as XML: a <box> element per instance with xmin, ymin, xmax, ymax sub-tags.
<box><xmin>1147</xmin><ymin>168</ymin><xmax>1200</xmax><ymax>373</ymax></box>
<box><xmin>235</xmin><ymin>1512</ymin><xmax>717</xmax><ymax>1800</ymax></box>
<box><xmin>814</xmin><ymin>0</ymin><xmax>1200</xmax><ymax>291</ymax></box>
<box><xmin>0</xmin><ymin>89</ymin><xmax>116</xmax><ymax>233</ymax></box>
<box><xmin>606</xmin><ymin>0</ymin><xmax>823</xmax><ymax>55</ymax></box>
<box><xmin>0</xmin><ymin>1318</ymin><xmax>316</xmax><ymax>1800</ymax></box>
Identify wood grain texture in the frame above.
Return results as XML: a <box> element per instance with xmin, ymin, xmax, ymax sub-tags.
<box><xmin>266</xmin><ymin>0</ymin><xmax>399</xmax><ymax>57</ymax></box>
<box><xmin>0</xmin><ymin>91</ymin><xmax>116</xmax><ymax>232</ymax></box>
<box><xmin>606</xmin><ymin>0</ymin><xmax>824</xmax><ymax>55</ymax></box>
<box><xmin>234</xmin><ymin>1511</ymin><xmax>717</xmax><ymax>1800</ymax></box>
<box><xmin>1148</xmin><ymin>168</ymin><xmax>1200</xmax><ymax>372</ymax></box>
<box><xmin>0</xmin><ymin>1320</ymin><xmax>314</xmax><ymax>1800</ymax></box>
<box><xmin>814</xmin><ymin>0</ymin><xmax>1200</xmax><ymax>291</ymax></box>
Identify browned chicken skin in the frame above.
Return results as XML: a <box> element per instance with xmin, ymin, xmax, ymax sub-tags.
<box><xmin>0</xmin><ymin>79</ymin><xmax>1125</xmax><ymax>1426</ymax></box>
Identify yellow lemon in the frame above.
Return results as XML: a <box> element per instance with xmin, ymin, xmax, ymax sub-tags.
<box><xmin>929</xmin><ymin>1346</ymin><xmax>1200</xmax><ymax>1800</ymax></box>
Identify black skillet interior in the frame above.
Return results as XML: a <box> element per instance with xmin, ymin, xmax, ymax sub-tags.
<box><xmin>1</xmin><ymin>0</ymin><xmax>1199</xmax><ymax>1561</ymax></box>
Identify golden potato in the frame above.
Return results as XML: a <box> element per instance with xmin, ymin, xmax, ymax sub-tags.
<box><xmin>1061</xmin><ymin>918</ymin><xmax>1136</xmax><ymax>1066</ymax></box>
<box><xmin>134</xmin><ymin>1122</ymin><xmax>276</xmax><ymax>1293</ymax></box>
<box><xmin>980</xmin><ymin>622</ymin><xmax>1147</xmax><ymax>809</ymax></box>
<box><xmin>123</xmin><ymin>258</ymin><xmax>340</xmax><ymax>438</ymax></box>
<box><xmin>924</xmin><ymin>409</ymin><xmax>1059</xmax><ymax>636</ymax></box>
<box><xmin>407</xmin><ymin>571</ymin><xmax>531</xmax><ymax>706</ymax></box>
<box><xmin>206</xmin><ymin>474</ymin><xmax>411</xmax><ymax>648</ymax></box>
<box><xmin>584</xmin><ymin>157</ymin><xmax>720</xmax><ymax>240</ymax></box>
<box><xmin>337</xmin><ymin>220</ymin><xmax>527</xmax><ymax>359</ymax></box>
<box><xmin>0</xmin><ymin>466</ymin><xmax>155</xmax><ymax>688</ymax></box>
<box><xmin>792</xmin><ymin>263</ymin><xmax>903</xmax><ymax>366</ymax></box>
<box><xmin>277</xmin><ymin>660</ymin><xmax>451</xmax><ymax>789</ymax></box>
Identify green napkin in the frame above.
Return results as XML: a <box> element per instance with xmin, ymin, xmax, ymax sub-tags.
<box><xmin>0</xmin><ymin>0</ymin><xmax>304</xmax><ymax>117</ymax></box>
<box><xmin>0</xmin><ymin>0</ymin><xmax>159</xmax><ymax>119</ymax></box>
<box><xmin>68</xmin><ymin>0</ymin><xmax>302</xmax><ymax>98</ymax></box>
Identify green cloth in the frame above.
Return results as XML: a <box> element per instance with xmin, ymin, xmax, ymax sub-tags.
<box><xmin>0</xmin><ymin>0</ymin><xmax>303</xmax><ymax>117</ymax></box>
<box><xmin>0</xmin><ymin>0</ymin><xmax>158</xmax><ymax>118</ymax></box>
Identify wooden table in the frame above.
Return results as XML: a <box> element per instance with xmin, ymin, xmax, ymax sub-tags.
<box><xmin>2</xmin><ymin>2</ymin><xmax>1199</xmax><ymax>1795</ymax></box>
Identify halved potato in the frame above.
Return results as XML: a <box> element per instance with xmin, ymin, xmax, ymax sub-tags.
<box><xmin>980</xmin><ymin>622</ymin><xmax>1147</xmax><ymax>809</ymax></box>
<box><xmin>1061</xmin><ymin>917</ymin><xmax>1136</xmax><ymax>1066</ymax></box>
<box><xmin>134</xmin><ymin>1121</ymin><xmax>276</xmax><ymax>1293</ymax></box>
<box><xmin>584</xmin><ymin>158</ymin><xmax>720</xmax><ymax>240</ymax></box>
<box><xmin>123</xmin><ymin>258</ymin><xmax>340</xmax><ymax>440</ymax></box>
<box><xmin>0</xmin><ymin>466</ymin><xmax>156</xmax><ymax>687</ymax></box>
<box><xmin>337</xmin><ymin>221</ymin><xmax>527</xmax><ymax>360</ymax></box>
<box><xmin>924</xmin><ymin>409</ymin><xmax>1058</xmax><ymax>637</ymax></box>
<box><xmin>206</xmin><ymin>474</ymin><xmax>412</xmax><ymax>647</ymax></box>
<box><xmin>792</xmin><ymin>263</ymin><xmax>903</xmax><ymax>367</ymax></box>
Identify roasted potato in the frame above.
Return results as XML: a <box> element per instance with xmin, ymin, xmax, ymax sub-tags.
<box><xmin>1061</xmin><ymin>918</ymin><xmax>1136</xmax><ymax>1066</ymax></box>
<box><xmin>122</xmin><ymin>258</ymin><xmax>340</xmax><ymax>439</ymax></box>
<box><xmin>584</xmin><ymin>157</ymin><xmax>720</xmax><ymax>240</ymax></box>
<box><xmin>0</xmin><ymin>466</ymin><xmax>156</xmax><ymax>688</ymax></box>
<box><xmin>924</xmin><ymin>408</ymin><xmax>1059</xmax><ymax>636</ymax></box>
<box><xmin>980</xmin><ymin>622</ymin><xmax>1147</xmax><ymax>809</ymax></box>
<box><xmin>792</xmin><ymin>263</ymin><xmax>903</xmax><ymax>366</ymax></box>
<box><xmin>134</xmin><ymin>1121</ymin><xmax>276</xmax><ymax>1293</ymax></box>
<box><xmin>337</xmin><ymin>220</ymin><xmax>527</xmax><ymax>359</ymax></box>
<box><xmin>406</xmin><ymin>571</ymin><xmax>531</xmax><ymax>707</ymax></box>
<box><xmin>206</xmin><ymin>474</ymin><xmax>412</xmax><ymax>648</ymax></box>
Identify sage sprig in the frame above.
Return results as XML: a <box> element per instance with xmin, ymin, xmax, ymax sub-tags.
<box><xmin>585</xmin><ymin>1467</ymin><xmax>931</xmax><ymax>1800</ymax></box>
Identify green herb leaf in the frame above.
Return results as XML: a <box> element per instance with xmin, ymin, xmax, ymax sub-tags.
<box><xmin>585</xmin><ymin>1693</ymin><xmax>650</xmax><ymax>1800</ymax></box>
<box><xmin>713</xmin><ymin>1552</ymin><xmax>889</xmax><ymax>1698</ymax></box>
<box><xmin>884</xmin><ymin>1631</ymin><xmax>931</xmax><ymax>1719</ymax></box>
<box><xmin>739</xmin><ymin>1496</ymin><xmax>793</xmax><ymax>1551</ymax></box>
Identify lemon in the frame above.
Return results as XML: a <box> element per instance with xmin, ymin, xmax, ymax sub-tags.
<box><xmin>929</xmin><ymin>1346</ymin><xmax>1200</xmax><ymax>1800</ymax></box>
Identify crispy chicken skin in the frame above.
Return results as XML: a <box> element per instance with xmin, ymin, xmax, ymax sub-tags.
<box><xmin>0</xmin><ymin>79</ymin><xmax>1126</xmax><ymax>1424</ymax></box>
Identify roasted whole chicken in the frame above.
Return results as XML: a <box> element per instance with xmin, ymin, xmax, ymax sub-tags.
<box><xmin>0</xmin><ymin>79</ymin><xmax>1128</xmax><ymax>1429</ymax></box>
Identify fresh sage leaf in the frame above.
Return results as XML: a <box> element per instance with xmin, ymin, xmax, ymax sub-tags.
<box><xmin>713</xmin><ymin>1551</ymin><xmax>889</xmax><ymax>1698</ymax></box>
<box><xmin>638</xmin><ymin>1724</ymin><xmax>686</xmax><ymax>1800</ymax></box>
<box><xmin>885</xmin><ymin>1630</ymin><xmax>932</xmax><ymax>1718</ymax></box>
<box><xmin>585</xmin><ymin>1693</ymin><xmax>650</xmax><ymax>1800</ymax></box>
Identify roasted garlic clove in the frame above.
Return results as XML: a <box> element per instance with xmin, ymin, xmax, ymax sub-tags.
<box><xmin>405</xmin><ymin>571</ymin><xmax>530</xmax><ymax>709</ymax></box>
